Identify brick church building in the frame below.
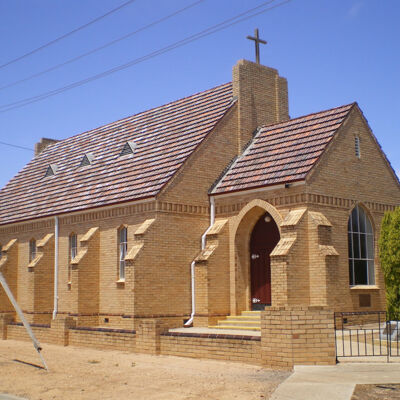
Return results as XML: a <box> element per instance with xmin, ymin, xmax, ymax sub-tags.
<box><xmin>0</xmin><ymin>59</ymin><xmax>399</xmax><ymax>334</ymax></box>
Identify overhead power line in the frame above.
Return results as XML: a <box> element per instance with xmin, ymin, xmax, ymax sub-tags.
<box><xmin>0</xmin><ymin>0</ymin><xmax>137</xmax><ymax>70</ymax></box>
<box><xmin>0</xmin><ymin>0</ymin><xmax>204</xmax><ymax>92</ymax></box>
<box><xmin>0</xmin><ymin>0</ymin><xmax>292</xmax><ymax>114</ymax></box>
<box><xmin>0</xmin><ymin>141</ymin><xmax>33</xmax><ymax>151</ymax></box>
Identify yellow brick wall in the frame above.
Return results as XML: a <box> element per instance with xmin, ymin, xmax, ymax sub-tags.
<box><xmin>306</xmin><ymin>107</ymin><xmax>400</xmax><ymax>311</ymax></box>
<box><xmin>232</xmin><ymin>59</ymin><xmax>289</xmax><ymax>153</ymax></box>
<box><xmin>161</xmin><ymin>334</ymin><xmax>261</xmax><ymax>365</ymax></box>
<box><xmin>261</xmin><ymin>306</ymin><xmax>336</xmax><ymax>369</ymax></box>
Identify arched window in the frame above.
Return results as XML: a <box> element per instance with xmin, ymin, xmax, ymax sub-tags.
<box><xmin>118</xmin><ymin>227</ymin><xmax>128</xmax><ymax>280</ymax></box>
<box><xmin>29</xmin><ymin>239</ymin><xmax>37</xmax><ymax>263</ymax></box>
<box><xmin>348</xmin><ymin>205</ymin><xmax>374</xmax><ymax>285</ymax></box>
<box><xmin>68</xmin><ymin>233</ymin><xmax>78</xmax><ymax>284</ymax></box>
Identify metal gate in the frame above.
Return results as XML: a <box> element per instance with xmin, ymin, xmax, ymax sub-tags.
<box><xmin>335</xmin><ymin>311</ymin><xmax>400</xmax><ymax>362</ymax></box>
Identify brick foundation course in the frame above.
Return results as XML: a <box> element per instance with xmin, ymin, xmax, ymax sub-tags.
<box><xmin>1</xmin><ymin>309</ymin><xmax>337</xmax><ymax>369</ymax></box>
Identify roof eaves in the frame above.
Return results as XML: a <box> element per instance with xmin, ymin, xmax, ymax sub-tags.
<box><xmin>0</xmin><ymin>195</ymin><xmax>157</xmax><ymax>227</ymax></box>
<box><xmin>211</xmin><ymin>178</ymin><xmax>306</xmax><ymax>198</ymax></box>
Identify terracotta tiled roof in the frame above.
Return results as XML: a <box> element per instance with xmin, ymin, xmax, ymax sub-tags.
<box><xmin>0</xmin><ymin>83</ymin><xmax>233</xmax><ymax>225</ymax></box>
<box><xmin>212</xmin><ymin>103</ymin><xmax>354</xmax><ymax>195</ymax></box>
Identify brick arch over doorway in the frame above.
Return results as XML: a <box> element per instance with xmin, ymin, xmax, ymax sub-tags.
<box><xmin>229</xmin><ymin>200</ymin><xmax>283</xmax><ymax>315</ymax></box>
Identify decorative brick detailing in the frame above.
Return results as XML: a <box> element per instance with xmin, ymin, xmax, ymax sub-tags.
<box><xmin>231</xmin><ymin>199</ymin><xmax>283</xmax><ymax>234</ymax></box>
<box><xmin>69</xmin><ymin>227</ymin><xmax>100</xmax><ymax>326</ymax></box>
<box><xmin>125</xmin><ymin>219</ymin><xmax>154</xmax><ymax>262</ymax></box>
<box><xmin>261</xmin><ymin>306</ymin><xmax>336</xmax><ymax>369</ymax></box>
<box><xmin>0</xmin><ymin>219</ymin><xmax>53</xmax><ymax>236</ymax></box>
<box><xmin>229</xmin><ymin>200</ymin><xmax>283</xmax><ymax>314</ymax></box>
<box><xmin>28</xmin><ymin>233</ymin><xmax>54</xmax><ymax>324</ymax></box>
<box><xmin>28</xmin><ymin>233</ymin><xmax>53</xmax><ymax>270</ymax></box>
<box><xmin>0</xmin><ymin>239</ymin><xmax>18</xmax><ymax>314</ymax></box>
<box><xmin>193</xmin><ymin>219</ymin><xmax>230</xmax><ymax>327</ymax></box>
<box><xmin>270</xmin><ymin>208</ymin><xmax>308</xmax><ymax>306</ymax></box>
<box><xmin>308</xmin><ymin>211</ymin><xmax>339</xmax><ymax>306</ymax></box>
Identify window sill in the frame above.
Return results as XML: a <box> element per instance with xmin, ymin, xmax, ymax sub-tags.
<box><xmin>350</xmin><ymin>285</ymin><xmax>379</xmax><ymax>290</ymax></box>
<box><xmin>116</xmin><ymin>279</ymin><xmax>125</xmax><ymax>286</ymax></box>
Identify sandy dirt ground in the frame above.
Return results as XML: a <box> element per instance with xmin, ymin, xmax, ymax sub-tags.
<box><xmin>351</xmin><ymin>383</ymin><xmax>400</xmax><ymax>400</ymax></box>
<box><xmin>0</xmin><ymin>340</ymin><xmax>290</xmax><ymax>400</ymax></box>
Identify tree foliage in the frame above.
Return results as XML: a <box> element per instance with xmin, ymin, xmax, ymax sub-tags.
<box><xmin>379</xmin><ymin>207</ymin><xmax>400</xmax><ymax>320</ymax></box>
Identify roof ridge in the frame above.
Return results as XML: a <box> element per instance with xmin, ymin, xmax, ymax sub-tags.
<box><xmin>259</xmin><ymin>102</ymin><xmax>356</xmax><ymax>131</ymax></box>
<box><xmin>42</xmin><ymin>82</ymin><xmax>232</xmax><ymax>150</ymax></box>
<box><xmin>212</xmin><ymin>102</ymin><xmax>356</xmax><ymax>196</ymax></box>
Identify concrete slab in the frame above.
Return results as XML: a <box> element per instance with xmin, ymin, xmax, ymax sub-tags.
<box><xmin>0</xmin><ymin>395</ymin><xmax>28</xmax><ymax>400</ymax></box>
<box><xmin>271</xmin><ymin>363</ymin><xmax>400</xmax><ymax>400</ymax></box>
<box><xmin>271</xmin><ymin>383</ymin><xmax>355</xmax><ymax>400</ymax></box>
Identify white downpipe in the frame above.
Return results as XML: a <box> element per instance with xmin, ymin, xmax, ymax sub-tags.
<box><xmin>52</xmin><ymin>216</ymin><xmax>59</xmax><ymax>320</ymax></box>
<box><xmin>185</xmin><ymin>197</ymin><xmax>215</xmax><ymax>326</ymax></box>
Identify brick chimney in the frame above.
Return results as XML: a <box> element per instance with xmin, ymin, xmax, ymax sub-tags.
<box><xmin>232</xmin><ymin>59</ymin><xmax>289</xmax><ymax>154</ymax></box>
<box><xmin>34</xmin><ymin>138</ymin><xmax>59</xmax><ymax>156</ymax></box>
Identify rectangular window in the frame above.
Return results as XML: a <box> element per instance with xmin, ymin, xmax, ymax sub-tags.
<box><xmin>29</xmin><ymin>240</ymin><xmax>36</xmax><ymax>263</ymax></box>
<box><xmin>68</xmin><ymin>234</ymin><xmax>78</xmax><ymax>284</ymax></box>
<box><xmin>69</xmin><ymin>234</ymin><xmax>78</xmax><ymax>260</ymax></box>
<box><xmin>119</xmin><ymin>228</ymin><xmax>128</xmax><ymax>280</ymax></box>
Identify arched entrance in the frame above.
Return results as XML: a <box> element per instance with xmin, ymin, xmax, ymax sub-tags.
<box><xmin>250</xmin><ymin>212</ymin><xmax>280</xmax><ymax>310</ymax></box>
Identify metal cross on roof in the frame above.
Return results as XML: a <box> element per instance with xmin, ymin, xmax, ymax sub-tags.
<box><xmin>246</xmin><ymin>28</ymin><xmax>267</xmax><ymax>64</ymax></box>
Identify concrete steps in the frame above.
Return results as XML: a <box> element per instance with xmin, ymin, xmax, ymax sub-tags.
<box><xmin>209</xmin><ymin>311</ymin><xmax>261</xmax><ymax>331</ymax></box>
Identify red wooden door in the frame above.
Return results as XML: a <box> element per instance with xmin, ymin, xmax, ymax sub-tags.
<box><xmin>250</xmin><ymin>213</ymin><xmax>280</xmax><ymax>309</ymax></box>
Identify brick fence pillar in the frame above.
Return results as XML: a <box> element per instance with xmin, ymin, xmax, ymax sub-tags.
<box><xmin>0</xmin><ymin>313</ymin><xmax>14</xmax><ymax>340</ymax></box>
<box><xmin>51</xmin><ymin>316</ymin><xmax>76</xmax><ymax>346</ymax></box>
<box><xmin>135</xmin><ymin>319</ymin><xmax>167</xmax><ymax>355</ymax></box>
<box><xmin>261</xmin><ymin>306</ymin><xmax>336</xmax><ymax>370</ymax></box>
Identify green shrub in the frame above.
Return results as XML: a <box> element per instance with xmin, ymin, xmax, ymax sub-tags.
<box><xmin>379</xmin><ymin>207</ymin><xmax>400</xmax><ymax>320</ymax></box>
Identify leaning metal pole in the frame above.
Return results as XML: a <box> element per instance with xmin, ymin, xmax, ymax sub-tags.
<box><xmin>0</xmin><ymin>271</ymin><xmax>48</xmax><ymax>371</ymax></box>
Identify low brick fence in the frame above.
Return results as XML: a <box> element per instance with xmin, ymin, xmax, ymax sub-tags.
<box><xmin>69</xmin><ymin>326</ymin><xmax>136</xmax><ymax>351</ymax></box>
<box><xmin>7</xmin><ymin>323</ymin><xmax>59</xmax><ymax>344</ymax></box>
<box><xmin>0</xmin><ymin>306</ymin><xmax>336</xmax><ymax>369</ymax></box>
<box><xmin>261</xmin><ymin>306</ymin><xmax>336</xmax><ymax>369</ymax></box>
<box><xmin>161</xmin><ymin>332</ymin><xmax>261</xmax><ymax>365</ymax></box>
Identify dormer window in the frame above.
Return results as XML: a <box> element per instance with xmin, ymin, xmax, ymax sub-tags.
<box><xmin>44</xmin><ymin>164</ymin><xmax>58</xmax><ymax>177</ymax></box>
<box><xmin>120</xmin><ymin>141</ymin><xmax>136</xmax><ymax>157</ymax></box>
<box><xmin>355</xmin><ymin>136</ymin><xmax>361</xmax><ymax>158</ymax></box>
<box><xmin>79</xmin><ymin>153</ymin><xmax>94</xmax><ymax>167</ymax></box>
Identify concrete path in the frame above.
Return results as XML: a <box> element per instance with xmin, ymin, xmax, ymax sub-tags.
<box><xmin>271</xmin><ymin>363</ymin><xmax>400</xmax><ymax>400</ymax></box>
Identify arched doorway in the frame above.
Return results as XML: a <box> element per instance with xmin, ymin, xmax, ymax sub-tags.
<box><xmin>250</xmin><ymin>212</ymin><xmax>280</xmax><ymax>310</ymax></box>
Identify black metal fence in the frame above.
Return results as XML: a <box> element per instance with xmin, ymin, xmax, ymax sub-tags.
<box><xmin>334</xmin><ymin>311</ymin><xmax>400</xmax><ymax>362</ymax></box>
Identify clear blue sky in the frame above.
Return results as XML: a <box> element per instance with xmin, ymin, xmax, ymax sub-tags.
<box><xmin>0</xmin><ymin>0</ymin><xmax>399</xmax><ymax>189</ymax></box>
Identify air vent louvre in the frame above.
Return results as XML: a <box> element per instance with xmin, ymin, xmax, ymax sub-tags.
<box><xmin>120</xmin><ymin>141</ymin><xmax>136</xmax><ymax>157</ymax></box>
<box><xmin>79</xmin><ymin>153</ymin><xmax>94</xmax><ymax>167</ymax></box>
<box><xmin>44</xmin><ymin>164</ymin><xmax>58</xmax><ymax>178</ymax></box>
